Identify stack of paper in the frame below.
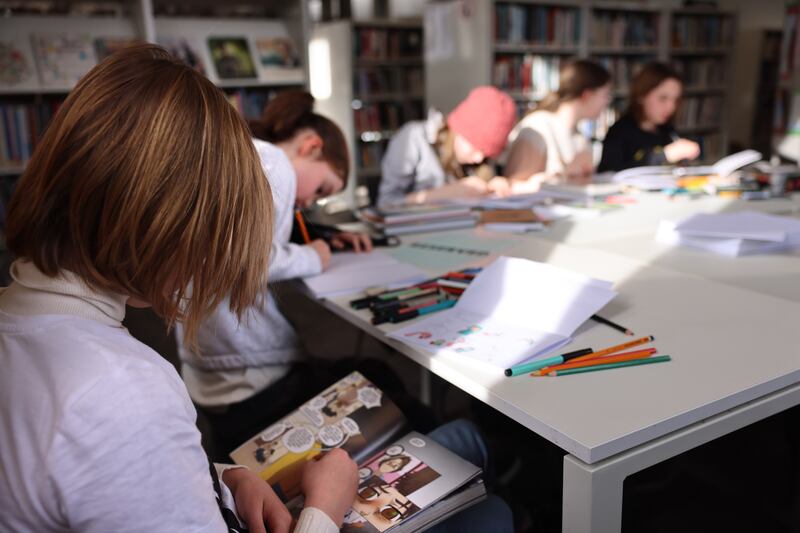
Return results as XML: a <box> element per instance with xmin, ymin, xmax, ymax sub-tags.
<box><xmin>360</xmin><ymin>205</ymin><xmax>477</xmax><ymax>236</ymax></box>
<box><xmin>656</xmin><ymin>211</ymin><xmax>800</xmax><ymax>256</ymax></box>
<box><xmin>388</xmin><ymin>256</ymin><xmax>617</xmax><ymax>371</ymax></box>
<box><xmin>304</xmin><ymin>251</ymin><xmax>428</xmax><ymax>298</ymax></box>
<box><xmin>612</xmin><ymin>150</ymin><xmax>763</xmax><ymax>190</ymax></box>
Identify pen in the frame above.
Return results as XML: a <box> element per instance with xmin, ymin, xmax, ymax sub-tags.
<box><xmin>504</xmin><ymin>348</ymin><xmax>593</xmax><ymax>377</ymax></box>
<box><xmin>389</xmin><ymin>299</ymin><xmax>457</xmax><ymax>323</ymax></box>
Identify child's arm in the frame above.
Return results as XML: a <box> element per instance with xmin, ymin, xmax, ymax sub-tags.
<box><xmin>269</xmin><ymin>239</ymin><xmax>328</xmax><ymax>281</ymax></box>
<box><xmin>379</xmin><ymin>125</ymin><xmax>422</xmax><ymax>207</ymax></box>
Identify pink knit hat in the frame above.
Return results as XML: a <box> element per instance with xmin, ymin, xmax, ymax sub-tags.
<box><xmin>446</xmin><ymin>86</ymin><xmax>516</xmax><ymax>159</ymax></box>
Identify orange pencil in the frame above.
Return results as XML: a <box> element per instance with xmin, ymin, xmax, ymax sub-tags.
<box><xmin>295</xmin><ymin>209</ymin><xmax>311</xmax><ymax>244</ymax></box>
<box><xmin>568</xmin><ymin>335</ymin><xmax>655</xmax><ymax>365</ymax></box>
<box><xmin>531</xmin><ymin>348</ymin><xmax>657</xmax><ymax>376</ymax></box>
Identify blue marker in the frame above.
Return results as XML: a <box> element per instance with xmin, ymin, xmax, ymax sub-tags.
<box><xmin>504</xmin><ymin>348</ymin><xmax>594</xmax><ymax>377</ymax></box>
<box><xmin>389</xmin><ymin>299</ymin><xmax>457</xmax><ymax>323</ymax></box>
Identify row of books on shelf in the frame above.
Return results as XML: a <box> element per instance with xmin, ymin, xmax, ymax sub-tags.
<box><xmin>0</xmin><ymin>33</ymin><xmax>300</xmax><ymax>91</ymax></box>
<box><xmin>354</xmin><ymin>101</ymin><xmax>425</xmax><ymax>134</ymax></box>
<box><xmin>353</xmin><ymin>28</ymin><xmax>423</xmax><ymax>61</ymax></box>
<box><xmin>494</xmin><ymin>3</ymin><xmax>581</xmax><ymax>47</ymax></box>
<box><xmin>358</xmin><ymin>142</ymin><xmax>387</xmax><ymax>172</ymax></box>
<box><xmin>594</xmin><ymin>56</ymin><xmax>650</xmax><ymax>94</ymax></box>
<box><xmin>780</xmin><ymin>5</ymin><xmax>800</xmax><ymax>79</ymax></box>
<box><xmin>675</xmin><ymin>95</ymin><xmax>723</xmax><ymax>129</ymax></box>
<box><xmin>0</xmin><ymin>100</ymin><xmax>62</xmax><ymax>170</ymax></box>
<box><xmin>353</xmin><ymin>67</ymin><xmax>424</xmax><ymax>97</ymax></box>
<box><xmin>493</xmin><ymin>54</ymin><xmax>562</xmax><ymax>97</ymax></box>
<box><xmin>672</xmin><ymin>58</ymin><xmax>726</xmax><ymax>88</ymax></box>
<box><xmin>590</xmin><ymin>12</ymin><xmax>659</xmax><ymax>48</ymax></box>
<box><xmin>671</xmin><ymin>15</ymin><xmax>734</xmax><ymax>49</ymax></box>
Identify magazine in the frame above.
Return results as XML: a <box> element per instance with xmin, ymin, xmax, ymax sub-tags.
<box><xmin>208</xmin><ymin>37</ymin><xmax>257</xmax><ymax>79</ymax></box>
<box><xmin>230</xmin><ymin>372</ymin><xmax>484</xmax><ymax>532</ymax></box>
<box><xmin>254</xmin><ymin>37</ymin><xmax>299</xmax><ymax>68</ymax></box>
<box><xmin>31</xmin><ymin>33</ymin><xmax>96</xmax><ymax>88</ymax></box>
<box><xmin>0</xmin><ymin>40</ymin><xmax>37</xmax><ymax>89</ymax></box>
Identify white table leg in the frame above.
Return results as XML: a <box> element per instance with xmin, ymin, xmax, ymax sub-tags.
<box><xmin>562</xmin><ymin>455</ymin><xmax>624</xmax><ymax>533</ymax></box>
<box><xmin>562</xmin><ymin>381</ymin><xmax>800</xmax><ymax>533</ymax></box>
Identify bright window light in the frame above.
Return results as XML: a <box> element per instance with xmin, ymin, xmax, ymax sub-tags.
<box><xmin>309</xmin><ymin>38</ymin><xmax>331</xmax><ymax>100</ymax></box>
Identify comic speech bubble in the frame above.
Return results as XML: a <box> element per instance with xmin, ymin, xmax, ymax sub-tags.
<box><xmin>357</xmin><ymin>387</ymin><xmax>382</xmax><ymax>408</ymax></box>
<box><xmin>260</xmin><ymin>422</ymin><xmax>286</xmax><ymax>443</ymax></box>
<box><xmin>282</xmin><ymin>427</ymin><xmax>315</xmax><ymax>453</ymax></box>
<box><xmin>385</xmin><ymin>444</ymin><xmax>404</xmax><ymax>456</ymax></box>
<box><xmin>308</xmin><ymin>396</ymin><xmax>327</xmax><ymax>410</ymax></box>
<box><xmin>339</xmin><ymin>417</ymin><xmax>360</xmax><ymax>436</ymax></box>
<box><xmin>317</xmin><ymin>425</ymin><xmax>345</xmax><ymax>447</ymax></box>
<box><xmin>300</xmin><ymin>405</ymin><xmax>325</xmax><ymax>427</ymax></box>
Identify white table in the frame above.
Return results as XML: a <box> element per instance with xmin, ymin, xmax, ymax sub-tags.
<box><xmin>316</xmin><ymin>193</ymin><xmax>800</xmax><ymax>532</ymax></box>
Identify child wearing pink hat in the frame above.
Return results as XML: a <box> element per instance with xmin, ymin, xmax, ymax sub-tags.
<box><xmin>378</xmin><ymin>86</ymin><xmax>516</xmax><ymax>206</ymax></box>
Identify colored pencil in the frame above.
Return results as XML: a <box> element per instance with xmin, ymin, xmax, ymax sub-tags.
<box><xmin>591</xmin><ymin>314</ymin><xmax>634</xmax><ymax>336</ymax></box>
<box><xmin>569</xmin><ymin>335</ymin><xmax>655</xmax><ymax>364</ymax></box>
<box><xmin>504</xmin><ymin>348</ymin><xmax>593</xmax><ymax>377</ymax></box>
<box><xmin>546</xmin><ymin>356</ymin><xmax>671</xmax><ymax>376</ymax></box>
<box><xmin>531</xmin><ymin>348</ymin><xmax>657</xmax><ymax>376</ymax></box>
<box><xmin>295</xmin><ymin>209</ymin><xmax>311</xmax><ymax>244</ymax></box>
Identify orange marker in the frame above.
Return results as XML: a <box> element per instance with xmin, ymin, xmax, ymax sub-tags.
<box><xmin>295</xmin><ymin>209</ymin><xmax>311</xmax><ymax>244</ymax></box>
<box><xmin>531</xmin><ymin>348</ymin><xmax>657</xmax><ymax>376</ymax></box>
<box><xmin>569</xmin><ymin>335</ymin><xmax>654</xmax><ymax>365</ymax></box>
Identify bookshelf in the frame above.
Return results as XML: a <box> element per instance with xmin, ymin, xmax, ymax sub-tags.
<box><xmin>425</xmin><ymin>0</ymin><xmax>736</xmax><ymax>163</ymax></box>
<box><xmin>774</xmin><ymin>3</ymin><xmax>800</xmax><ymax>161</ymax></box>
<box><xmin>311</xmin><ymin>19</ymin><xmax>425</xmax><ymax>208</ymax></box>
<box><xmin>0</xmin><ymin>0</ymin><xmax>310</xmax><ymax>176</ymax></box>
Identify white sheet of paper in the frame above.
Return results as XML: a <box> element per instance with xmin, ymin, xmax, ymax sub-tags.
<box><xmin>674</xmin><ymin>211</ymin><xmax>800</xmax><ymax>242</ymax></box>
<box><xmin>304</xmin><ymin>251</ymin><xmax>428</xmax><ymax>299</ymax></box>
<box><xmin>657</xmin><ymin>220</ymin><xmax>800</xmax><ymax>256</ymax></box>
<box><xmin>389</xmin><ymin>256</ymin><xmax>617</xmax><ymax>369</ymax></box>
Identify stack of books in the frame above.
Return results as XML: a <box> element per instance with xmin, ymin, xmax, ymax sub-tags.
<box><xmin>359</xmin><ymin>205</ymin><xmax>478</xmax><ymax>236</ymax></box>
<box><xmin>657</xmin><ymin>211</ymin><xmax>800</xmax><ymax>256</ymax></box>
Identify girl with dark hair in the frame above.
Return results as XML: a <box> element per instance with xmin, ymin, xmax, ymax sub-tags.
<box><xmin>505</xmin><ymin>59</ymin><xmax>612</xmax><ymax>189</ymax></box>
<box><xmin>598</xmin><ymin>61</ymin><xmax>700</xmax><ymax>172</ymax></box>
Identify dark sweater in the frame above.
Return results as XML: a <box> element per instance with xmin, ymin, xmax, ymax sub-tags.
<box><xmin>598</xmin><ymin>113</ymin><xmax>677</xmax><ymax>172</ymax></box>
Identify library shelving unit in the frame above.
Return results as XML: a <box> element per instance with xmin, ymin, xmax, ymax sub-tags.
<box><xmin>0</xmin><ymin>0</ymin><xmax>310</xmax><ymax>178</ymax></box>
<box><xmin>310</xmin><ymin>19</ymin><xmax>424</xmax><ymax>206</ymax></box>
<box><xmin>424</xmin><ymin>0</ymin><xmax>736</xmax><ymax>162</ymax></box>
<box><xmin>773</xmin><ymin>2</ymin><xmax>800</xmax><ymax>162</ymax></box>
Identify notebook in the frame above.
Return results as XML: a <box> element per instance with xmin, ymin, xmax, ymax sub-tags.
<box><xmin>388</xmin><ymin>256</ymin><xmax>617</xmax><ymax>371</ymax></box>
<box><xmin>304</xmin><ymin>251</ymin><xmax>428</xmax><ymax>299</ymax></box>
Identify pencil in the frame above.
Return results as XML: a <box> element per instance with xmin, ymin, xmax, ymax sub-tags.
<box><xmin>531</xmin><ymin>348</ymin><xmax>657</xmax><ymax>376</ymax></box>
<box><xmin>295</xmin><ymin>209</ymin><xmax>311</xmax><ymax>244</ymax></box>
<box><xmin>569</xmin><ymin>335</ymin><xmax>655</xmax><ymax>364</ymax></box>
<box><xmin>591</xmin><ymin>314</ymin><xmax>634</xmax><ymax>336</ymax></box>
<box><xmin>546</xmin><ymin>355</ymin><xmax>671</xmax><ymax>376</ymax></box>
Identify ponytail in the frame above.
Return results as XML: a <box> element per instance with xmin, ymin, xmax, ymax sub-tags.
<box><xmin>533</xmin><ymin>59</ymin><xmax>611</xmax><ymax>114</ymax></box>
<box><xmin>250</xmin><ymin>90</ymin><xmax>350</xmax><ymax>182</ymax></box>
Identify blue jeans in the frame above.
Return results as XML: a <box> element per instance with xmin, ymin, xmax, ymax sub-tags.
<box><xmin>426</xmin><ymin>420</ymin><xmax>514</xmax><ymax>533</ymax></box>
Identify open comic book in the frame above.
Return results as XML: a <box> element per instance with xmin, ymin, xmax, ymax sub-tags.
<box><xmin>229</xmin><ymin>372</ymin><xmax>484</xmax><ymax>532</ymax></box>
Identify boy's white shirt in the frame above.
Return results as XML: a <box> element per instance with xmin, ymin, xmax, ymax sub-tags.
<box><xmin>177</xmin><ymin>139</ymin><xmax>323</xmax><ymax>407</ymax></box>
<box><xmin>0</xmin><ymin>260</ymin><xmax>336</xmax><ymax>533</ymax></box>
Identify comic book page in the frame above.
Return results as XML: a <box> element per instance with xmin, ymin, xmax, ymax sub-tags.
<box><xmin>340</xmin><ymin>432</ymin><xmax>482</xmax><ymax>533</ymax></box>
<box><xmin>229</xmin><ymin>372</ymin><xmax>406</xmax><ymax>500</ymax></box>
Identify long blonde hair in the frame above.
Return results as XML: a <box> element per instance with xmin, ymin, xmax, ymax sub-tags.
<box><xmin>5</xmin><ymin>44</ymin><xmax>273</xmax><ymax>345</ymax></box>
<box><xmin>536</xmin><ymin>59</ymin><xmax>611</xmax><ymax>113</ymax></box>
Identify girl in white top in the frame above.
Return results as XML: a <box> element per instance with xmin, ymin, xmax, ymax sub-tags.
<box><xmin>0</xmin><ymin>45</ymin><xmax>356</xmax><ymax>533</ymax></box>
<box><xmin>505</xmin><ymin>60</ymin><xmax>612</xmax><ymax>191</ymax></box>
<box><xmin>175</xmin><ymin>91</ymin><xmax>379</xmax><ymax>459</ymax></box>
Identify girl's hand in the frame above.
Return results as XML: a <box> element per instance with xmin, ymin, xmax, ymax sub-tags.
<box><xmin>223</xmin><ymin>467</ymin><xmax>292</xmax><ymax>533</ymax></box>
<box><xmin>486</xmin><ymin>176</ymin><xmax>511</xmax><ymax>197</ymax></box>
<box><xmin>302</xmin><ymin>449</ymin><xmax>358</xmax><ymax>527</ymax></box>
<box><xmin>309</xmin><ymin>239</ymin><xmax>331</xmax><ymax>270</ymax></box>
<box><xmin>664</xmin><ymin>138</ymin><xmax>701</xmax><ymax>163</ymax></box>
<box><xmin>330</xmin><ymin>232</ymin><xmax>373</xmax><ymax>253</ymax></box>
<box><xmin>563</xmin><ymin>151</ymin><xmax>594</xmax><ymax>183</ymax></box>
